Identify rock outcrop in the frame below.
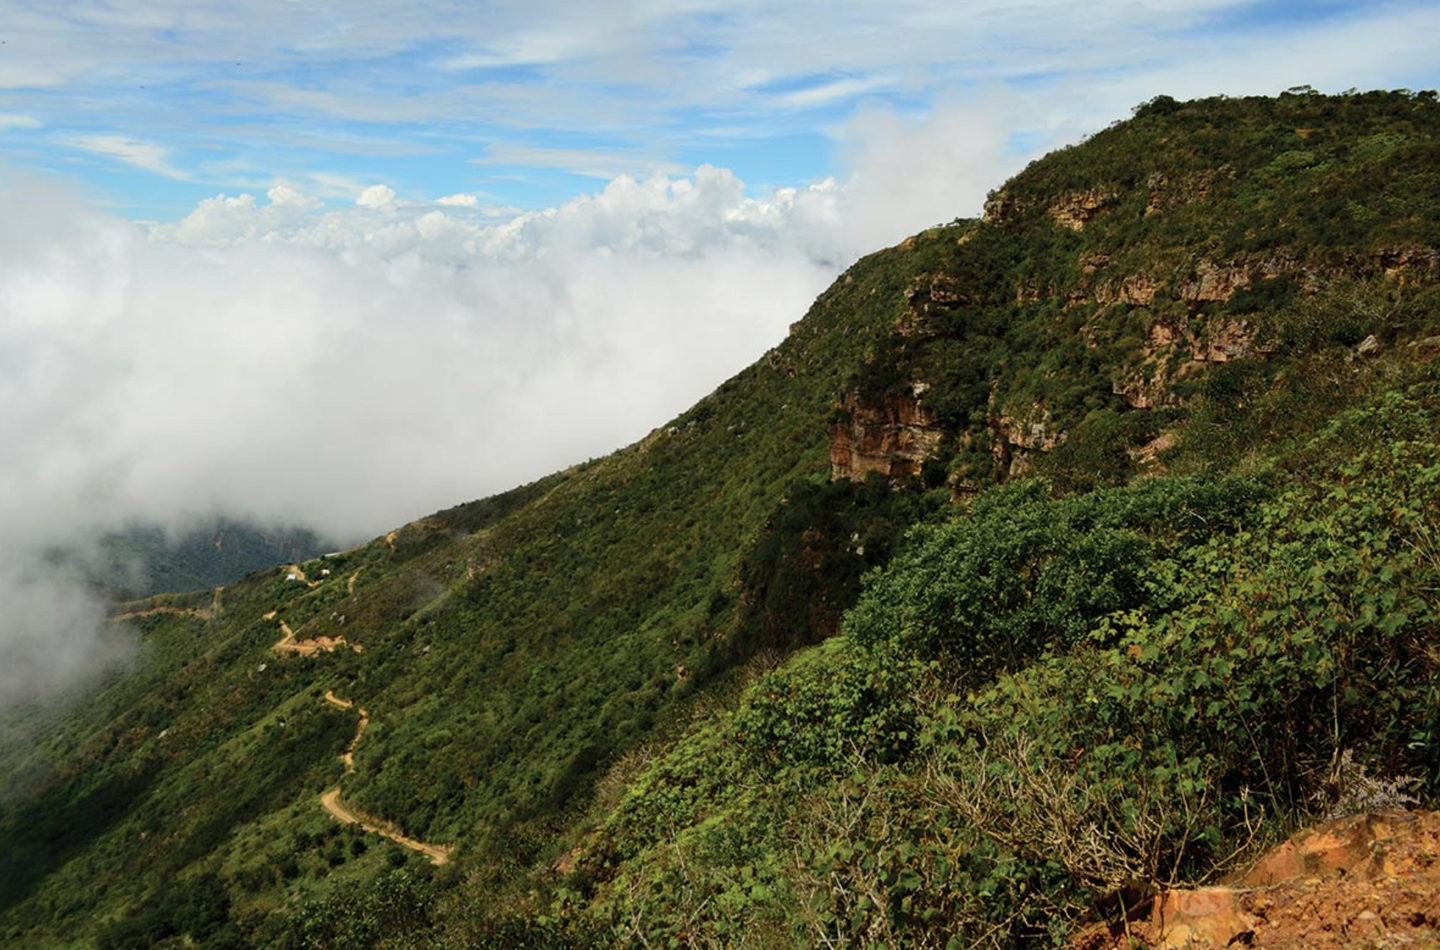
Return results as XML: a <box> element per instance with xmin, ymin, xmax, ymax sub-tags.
<box><xmin>1145</xmin><ymin>168</ymin><xmax>1230</xmax><ymax>216</ymax></box>
<box><xmin>983</xmin><ymin>184</ymin><xmax>1121</xmax><ymax>230</ymax></box>
<box><xmin>989</xmin><ymin>403</ymin><xmax>1063</xmax><ymax>478</ymax></box>
<box><xmin>829</xmin><ymin>390</ymin><xmax>944</xmax><ymax>482</ymax></box>
<box><xmin>899</xmin><ymin>273</ymin><xmax>968</xmax><ymax>337</ymax></box>
<box><xmin>1377</xmin><ymin>244</ymin><xmax>1440</xmax><ymax>284</ymax></box>
<box><xmin>1049</xmin><ymin>186</ymin><xmax>1121</xmax><ymax>230</ymax></box>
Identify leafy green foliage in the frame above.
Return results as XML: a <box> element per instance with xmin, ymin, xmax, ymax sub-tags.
<box><xmin>731</xmin><ymin>473</ymin><xmax>940</xmax><ymax>655</ymax></box>
<box><xmin>567</xmin><ymin>377</ymin><xmax>1440</xmax><ymax>949</ymax></box>
<box><xmin>845</xmin><ymin>474</ymin><xmax>1266</xmax><ymax>681</ymax></box>
<box><xmin>274</xmin><ymin>869</ymin><xmax>438</xmax><ymax>950</ymax></box>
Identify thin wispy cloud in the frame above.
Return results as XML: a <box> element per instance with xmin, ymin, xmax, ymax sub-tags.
<box><xmin>67</xmin><ymin>134</ymin><xmax>189</xmax><ymax>180</ymax></box>
<box><xmin>776</xmin><ymin>76</ymin><xmax>898</xmax><ymax>110</ymax></box>
<box><xmin>3</xmin><ymin>0</ymin><xmax>1433</xmax><ymax>216</ymax></box>
<box><xmin>476</xmin><ymin>143</ymin><xmax>689</xmax><ymax>181</ymax></box>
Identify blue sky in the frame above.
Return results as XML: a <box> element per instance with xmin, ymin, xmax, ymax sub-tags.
<box><xmin>3</xmin><ymin>0</ymin><xmax>1437</xmax><ymax>221</ymax></box>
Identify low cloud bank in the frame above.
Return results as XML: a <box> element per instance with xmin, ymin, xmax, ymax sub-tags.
<box><xmin>0</xmin><ymin>101</ymin><xmax>1015</xmax><ymax>707</ymax></box>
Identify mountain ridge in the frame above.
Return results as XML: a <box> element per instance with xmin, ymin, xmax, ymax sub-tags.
<box><xmin>4</xmin><ymin>88</ymin><xmax>1440</xmax><ymax>950</ymax></box>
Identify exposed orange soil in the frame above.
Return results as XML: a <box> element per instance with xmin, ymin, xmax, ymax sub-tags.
<box><xmin>1074</xmin><ymin>810</ymin><xmax>1440</xmax><ymax>950</ymax></box>
<box><xmin>347</xmin><ymin>570</ymin><xmax>361</xmax><ymax>595</ymax></box>
<box><xmin>323</xmin><ymin>689</ymin><xmax>354</xmax><ymax>709</ymax></box>
<box><xmin>323</xmin><ymin>690</ymin><xmax>368</xmax><ymax>772</ymax></box>
<box><xmin>263</xmin><ymin>576</ymin><xmax>454</xmax><ymax>864</ymax></box>
<box><xmin>284</xmin><ymin>564</ymin><xmax>327</xmax><ymax>589</ymax></box>
<box><xmin>269</xmin><ymin>616</ymin><xmax>361</xmax><ymax>656</ymax></box>
<box><xmin>384</xmin><ymin>532</ymin><xmax>398</xmax><ymax>553</ymax></box>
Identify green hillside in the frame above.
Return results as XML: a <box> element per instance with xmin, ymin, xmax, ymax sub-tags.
<box><xmin>4</xmin><ymin>88</ymin><xmax>1440</xmax><ymax>950</ymax></box>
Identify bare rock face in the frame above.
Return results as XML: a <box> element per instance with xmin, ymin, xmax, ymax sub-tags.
<box><xmin>1049</xmin><ymin>186</ymin><xmax>1121</xmax><ymax>230</ymax></box>
<box><xmin>983</xmin><ymin>187</ymin><xmax>1023</xmax><ymax>224</ymax></box>
<box><xmin>1146</xmin><ymin>888</ymin><xmax>1260</xmax><ymax>950</ymax></box>
<box><xmin>1130</xmin><ymin>431</ymin><xmax>1178</xmax><ymax>467</ymax></box>
<box><xmin>1112</xmin><ymin>322</ymin><xmax>1192</xmax><ymax>410</ymax></box>
<box><xmin>1145</xmin><ymin>168</ymin><xmax>1230</xmax><ymax>216</ymax></box>
<box><xmin>1194</xmin><ymin>318</ymin><xmax>1262</xmax><ymax>362</ymax></box>
<box><xmin>988</xmin><ymin>403</ymin><xmax>1063</xmax><ymax>478</ymax></box>
<box><xmin>1377</xmin><ymin>244</ymin><xmax>1440</xmax><ymax>284</ymax></box>
<box><xmin>845</xmin><ymin>224</ymin><xmax>1440</xmax><ymax>492</ymax></box>
<box><xmin>1112</xmin><ymin>316</ymin><xmax>1274</xmax><ymax>410</ymax></box>
<box><xmin>829</xmin><ymin>391</ymin><xmax>945</xmax><ymax>482</ymax></box>
<box><xmin>984</xmin><ymin>183</ymin><xmax>1121</xmax><ymax>229</ymax></box>
<box><xmin>1178</xmin><ymin>259</ymin><xmax>1256</xmax><ymax>303</ymax></box>
<box><xmin>1115</xmin><ymin>275</ymin><xmax>1160</xmax><ymax>306</ymax></box>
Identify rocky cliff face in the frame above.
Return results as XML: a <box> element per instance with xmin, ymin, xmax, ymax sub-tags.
<box><xmin>856</xmin><ymin>205</ymin><xmax>1440</xmax><ymax>481</ymax></box>
<box><xmin>828</xmin><ymin>389</ymin><xmax>945</xmax><ymax>482</ymax></box>
<box><xmin>898</xmin><ymin>273</ymin><xmax>969</xmax><ymax>337</ymax></box>
<box><xmin>831</xmin><ymin>227</ymin><xmax>1440</xmax><ymax>481</ymax></box>
<box><xmin>983</xmin><ymin>184</ymin><xmax>1122</xmax><ymax>230</ymax></box>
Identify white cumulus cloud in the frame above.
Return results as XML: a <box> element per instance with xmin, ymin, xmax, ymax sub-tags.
<box><xmin>1</xmin><ymin>98</ymin><xmax>1016</xmax><ymax>707</ymax></box>
<box><xmin>268</xmin><ymin>183</ymin><xmax>323</xmax><ymax>209</ymax></box>
<box><xmin>355</xmin><ymin>183</ymin><xmax>397</xmax><ymax>209</ymax></box>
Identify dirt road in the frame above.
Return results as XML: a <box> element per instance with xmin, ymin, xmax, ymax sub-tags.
<box><xmin>112</xmin><ymin>586</ymin><xmax>223</xmax><ymax>624</ymax></box>
<box><xmin>270</xmin><ymin>616</ymin><xmax>356</xmax><ymax>656</ymax></box>
<box><xmin>317</xmin><ymin>689</ymin><xmax>451</xmax><ymax>865</ymax></box>
<box><xmin>264</xmin><ymin>592</ymin><xmax>454</xmax><ymax>864</ymax></box>
<box><xmin>110</xmin><ymin>605</ymin><xmax>209</xmax><ymax>622</ymax></box>
<box><xmin>319</xmin><ymin>788</ymin><xmax>454</xmax><ymax>865</ymax></box>
<box><xmin>323</xmin><ymin>690</ymin><xmax>368</xmax><ymax>772</ymax></box>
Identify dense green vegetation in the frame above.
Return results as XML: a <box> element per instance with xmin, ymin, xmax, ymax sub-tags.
<box><xmin>574</xmin><ymin>384</ymin><xmax>1440</xmax><ymax>948</ymax></box>
<box><xmin>3</xmin><ymin>89</ymin><xmax>1440</xmax><ymax>949</ymax></box>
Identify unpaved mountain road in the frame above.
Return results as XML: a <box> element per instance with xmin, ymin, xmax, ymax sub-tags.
<box><xmin>319</xmin><ymin>787</ymin><xmax>455</xmax><ymax>866</ymax></box>
<box><xmin>268</xmin><ymin>612</ymin><xmax>360</xmax><ymax>656</ymax></box>
<box><xmin>315</xmin><ymin>687</ymin><xmax>453</xmax><ymax>865</ymax></box>
<box><xmin>262</xmin><ymin>578</ymin><xmax>455</xmax><ymax>865</ymax></box>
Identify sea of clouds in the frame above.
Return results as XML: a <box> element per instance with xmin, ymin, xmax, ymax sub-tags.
<box><xmin>0</xmin><ymin>102</ymin><xmax>1009</xmax><ymax>709</ymax></box>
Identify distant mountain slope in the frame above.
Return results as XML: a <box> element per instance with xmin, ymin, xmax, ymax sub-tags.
<box><xmin>95</xmin><ymin>520</ymin><xmax>333</xmax><ymax>597</ymax></box>
<box><xmin>3</xmin><ymin>89</ymin><xmax>1440</xmax><ymax>950</ymax></box>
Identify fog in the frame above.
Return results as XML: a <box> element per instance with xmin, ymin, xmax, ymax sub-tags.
<box><xmin>0</xmin><ymin>102</ymin><xmax>1013</xmax><ymax>708</ymax></box>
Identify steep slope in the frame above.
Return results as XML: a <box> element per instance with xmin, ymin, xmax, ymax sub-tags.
<box><xmin>562</xmin><ymin>90</ymin><xmax>1440</xmax><ymax>950</ymax></box>
<box><xmin>2</xmin><ymin>89</ymin><xmax>1439</xmax><ymax>950</ymax></box>
<box><xmin>833</xmin><ymin>89</ymin><xmax>1440</xmax><ymax>495</ymax></box>
<box><xmin>0</xmin><ymin>216</ymin><xmax>959</xmax><ymax>950</ymax></box>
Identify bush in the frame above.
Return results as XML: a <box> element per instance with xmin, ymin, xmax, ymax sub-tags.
<box><xmin>845</xmin><ymin>475</ymin><xmax>1266</xmax><ymax>683</ymax></box>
